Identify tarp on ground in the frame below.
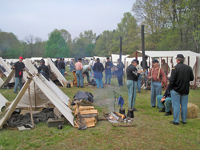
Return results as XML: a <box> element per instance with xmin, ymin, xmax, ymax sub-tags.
<box><xmin>46</xmin><ymin>58</ymin><xmax>67</xmax><ymax>87</ymax></box>
<box><xmin>0</xmin><ymin>93</ymin><xmax>8</xmax><ymax>112</ymax></box>
<box><xmin>0</xmin><ymin>74</ymin><xmax>74</xmax><ymax>128</ymax></box>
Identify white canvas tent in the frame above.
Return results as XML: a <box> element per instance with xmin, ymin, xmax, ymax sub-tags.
<box><xmin>0</xmin><ymin>74</ymin><xmax>74</xmax><ymax>128</ymax></box>
<box><xmin>128</xmin><ymin>50</ymin><xmax>200</xmax><ymax>87</ymax></box>
<box><xmin>111</xmin><ymin>54</ymin><xmax>129</xmax><ymax>66</ymax></box>
<box><xmin>0</xmin><ymin>94</ymin><xmax>8</xmax><ymax>112</ymax></box>
<box><xmin>0</xmin><ymin>57</ymin><xmax>12</xmax><ymax>78</ymax></box>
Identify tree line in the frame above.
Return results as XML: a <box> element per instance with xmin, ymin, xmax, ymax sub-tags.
<box><xmin>0</xmin><ymin>0</ymin><xmax>199</xmax><ymax>59</ymax></box>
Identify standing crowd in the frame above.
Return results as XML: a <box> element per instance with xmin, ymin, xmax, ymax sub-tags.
<box><xmin>11</xmin><ymin>53</ymin><xmax>194</xmax><ymax>126</ymax></box>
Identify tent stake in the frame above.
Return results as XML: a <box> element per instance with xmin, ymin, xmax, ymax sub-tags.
<box><xmin>28</xmin><ymin>78</ymin><xmax>34</xmax><ymax>128</ymax></box>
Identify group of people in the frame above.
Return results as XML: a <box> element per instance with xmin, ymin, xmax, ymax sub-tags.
<box><xmin>127</xmin><ymin>54</ymin><xmax>194</xmax><ymax>125</ymax></box>
<box><xmin>72</xmin><ymin>57</ymin><xmax>125</xmax><ymax>88</ymax></box>
<box><xmin>12</xmin><ymin>54</ymin><xmax>194</xmax><ymax>125</ymax></box>
<box><xmin>54</xmin><ymin>57</ymin><xmax>66</xmax><ymax>77</ymax></box>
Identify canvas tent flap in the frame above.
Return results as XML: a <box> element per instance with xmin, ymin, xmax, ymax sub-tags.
<box><xmin>46</xmin><ymin>58</ymin><xmax>67</xmax><ymax>87</ymax></box>
<box><xmin>0</xmin><ymin>57</ymin><xmax>12</xmax><ymax>75</ymax></box>
<box><xmin>0</xmin><ymin>94</ymin><xmax>8</xmax><ymax>112</ymax></box>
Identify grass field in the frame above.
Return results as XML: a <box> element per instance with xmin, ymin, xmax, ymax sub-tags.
<box><xmin>0</xmin><ymin>69</ymin><xmax>199</xmax><ymax>150</ymax></box>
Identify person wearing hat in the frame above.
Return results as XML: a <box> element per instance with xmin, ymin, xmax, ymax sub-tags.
<box><xmin>115</xmin><ymin>59</ymin><xmax>125</xmax><ymax>86</ymax></box>
<box><xmin>148</xmin><ymin>59</ymin><xmax>166</xmax><ymax>108</ymax></box>
<box><xmin>70</xmin><ymin>58</ymin><xmax>75</xmax><ymax>72</ymax></box>
<box><xmin>136</xmin><ymin>60</ymin><xmax>143</xmax><ymax>93</ymax></box>
<box><xmin>105</xmin><ymin>57</ymin><xmax>113</xmax><ymax>85</ymax></box>
<box><xmin>13</xmin><ymin>56</ymin><xmax>25</xmax><ymax>93</ymax></box>
<box><xmin>38</xmin><ymin>59</ymin><xmax>49</xmax><ymax>80</ymax></box>
<box><xmin>168</xmin><ymin>54</ymin><xmax>194</xmax><ymax>125</ymax></box>
<box><xmin>126</xmin><ymin>59</ymin><xmax>142</xmax><ymax>111</ymax></box>
<box><xmin>93</xmin><ymin>58</ymin><xmax>104</xmax><ymax>88</ymax></box>
<box><xmin>58</xmin><ymin>58</ymin><xmax>66</xmax><ymax>77</ymax></box>
<box><xmin>75</xmin><ymin>58</ymin><xmax>84</xmax><ymax>88</ymax></box>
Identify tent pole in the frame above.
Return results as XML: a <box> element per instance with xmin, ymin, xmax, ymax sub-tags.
<box><xmin>194</xmin><ymin>56</ymin><xmax>198</xmax><ymax>90</ymax></box>
<box><xmin>167</xmin><ymin>57</ymin><xmax>168</xmax><ymax>77</ymax></box>
<box><xmin>28</xmin><ymin>78</ymin><xmax>34</xmax><ymax>128</ymax></box>
<box><xmin>34</xmin><ymin>82</ymin><xmax>36</xmax><ymax>110</ymax></box>
<box><xmin>188</xmin><ymin>56</ymin><xmax>189</xmax><ymax>66</ymax></box>
<box><xmin>135</xmin><ymin>51</ymin><xmax>138</xmax><ymax>59</ymax></box>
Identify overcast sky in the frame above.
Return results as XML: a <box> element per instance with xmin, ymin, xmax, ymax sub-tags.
<box><xmin>0</xmin><ymin>0</ymin><xmax>135</xmax><ymax>41</ymax></box>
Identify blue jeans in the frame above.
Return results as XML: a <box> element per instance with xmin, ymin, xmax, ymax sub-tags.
<box><xmin>96</xmin><ymin>78</ymin><xmax>103</xmax><ymax>88</ymax></box>
<box><xmin>151</xmin><ymin>82</ymin><xmax>162</xmax><ymax>107</ymax></box>
<box><xmin>105</xmin><ymin>74</ymin><xmax>111</xmax><ymax>84</ymax></box>
<box><xmin>83</xmin><ymin>72</ymin><xmax>90</xmax><ymax>83</ymax></box>
<box><xmin>127</xmin><ymin>80</ymin><xmax>137</xmax><ymax>109</ymax></box>
<box><xmin>59</xmin><ymin>69</ymin><xmax>65</xmax><ymax>77</ymax></box>
<box><xmin>171</xmin><ymin>90</ymin><xmax>188</xmax><ymax>123</ymax></box>
<box><xmin>137</xmin><ymin>74</ymin><xmax>142</xmax><ymax>92</ymax></box>
<box><xmin>76</xmin><ymin>70</ymin><xmax>83</xmax><ymax>87</ymax></box>
<box><xmin>14</xmin><ymin>77</ymin><xmax>23</xmax><ymax>93</ymax></box>
<box><xmin>117</xmin><ymin>75</ymin><xmax>123</xmax><ymax>86</ymax></box>
<box><xmin>157</xmin><ymin>95</ymin><xmax>172</xmax><ymax>112</ymax></box>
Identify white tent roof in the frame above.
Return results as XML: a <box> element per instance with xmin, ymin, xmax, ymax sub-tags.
<box><xmin>129</xmin><ymin>50</ymin><xmax>200</xmax><ymax>78</ymax></box>
<box><xmin>46</xmin><ymin>58</ymin><xmax>68</xmax><ymax>86</ymax></box>
<box><xmin>0</xmin><ymin>74</ymin><xmax>74</xmax><ymax>128</ymax></box>
<box><xmin>0</xmin><ymin>94</ymin><xmax>8</xmax><ymax>112</ymax></box>
<box><xmin>111</xmin><ymin>54</ymin><xmax>129</xmax><ymax>62</ymax></box>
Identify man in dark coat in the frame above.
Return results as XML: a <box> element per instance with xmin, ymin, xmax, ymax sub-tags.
<box><xmin>38</xmin><ymin>59</ymin><xmax>49</xmax><ymax>80</ymax></box>
<box><xmin>168</xmin><ymin>54</ymin><xmax>194</xmax><ymax>125</ymax></box>
<box><xmin>13</xmin><ymin>56</ymin><xmax>25</xmax><ymax>93</ymax></box>
<box><xmin>126</xmin><ymin>59</ymin><xmax>141</xmax><ymax>111</ymax></box>
<box><xmin>58</xmin><ymin>58</ymin><xmax>66</xmax><ymax>77</ymax></box>
<box><xmin>116</xmin><ymin>59</ymin><xmax>124</xmax><ymax>86</ymax></box>
<box><xmin>54</xmin><ymin>57</ymin><xmax>59</xmax><ymax>68</ymax></box>
<box><xmin>105</xmin><ymin>57</ymin><xmax>113</xmax><ymax>85</ymax></box>
<box><xmin>93</xmin><ymin>58</ymin><xmax>104</xmax><ymax>89</ymax></box>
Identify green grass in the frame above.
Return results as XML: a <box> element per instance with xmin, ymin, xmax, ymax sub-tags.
<box><xmin>0</xmin><ymin>67</ymin><xmax>199</xmax><ymax>150</ymax></box>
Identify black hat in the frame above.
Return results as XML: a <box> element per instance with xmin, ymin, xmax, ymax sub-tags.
<box><xmin>132</xmin><ymin>59</ymin><xmax>139</xmax><ymax>64</ymax></box>
<box><xmin>152</xmin><ymin>59</ymin><xmax>159</xmax><ymax>63</ymax></box>
<box><xmin>78</xmin><ymin>58</ymin><xmax>82</xmax><ymax>60</ymax></box>
<box><xmin>176</xmin><ymin>54</ymin><xmax>184</xmax><ymax>59</ymax></box>
<box><xmin>145</xmin><ymin>56</ymin><xmax>148</xmax><ymax>59</ymax></box>
<box><xmin>107</xmin><ymin>57</ymin><xmax>110</xmax><ymax>59</ymax></box>
<box><xmin>117</xmin><ymin>59</ymin><xmax>121</xmax><ymax>61</ymax></box>
<box><xmin>91</xmin><ymin>58</ymin><xmax>93</xmax><ymax>60</ymax></box>
<box><xmin>96</xmin><ymin>58</ymin><xmax>100</xmax><ymax>61</ymax></box>
<box><xmin>41</xmin><ymin>59</ymin><xmax>45</xmax><ymax>64</ymax></box>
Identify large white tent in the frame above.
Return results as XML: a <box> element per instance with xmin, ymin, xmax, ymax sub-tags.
<box><xmin>128</xmin><ymin>50</ymin><xmax>200</xmax><ymax>87</ymax></box>
<box><xmin>0</xmin><ymin>74</ymin><xmax>74</xmax><ymax>128</ymax></box>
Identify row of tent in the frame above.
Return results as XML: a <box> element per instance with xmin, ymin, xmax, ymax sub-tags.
<box><xmin>0</xmin><ymin>58</ymin><xmax>74</xmax><ymax>128</ymax></box>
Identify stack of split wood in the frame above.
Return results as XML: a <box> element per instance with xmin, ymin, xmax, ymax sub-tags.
<box><xmin>74</xmin><ymin>103</ymin><xmax>99</xmax><ymax>128</ymax></box>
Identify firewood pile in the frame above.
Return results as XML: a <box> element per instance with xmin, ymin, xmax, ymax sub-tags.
<box><xmin>72</xmin><ymin>100</ymin><xmax>99</xmax><ymax>129</ymax></box>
